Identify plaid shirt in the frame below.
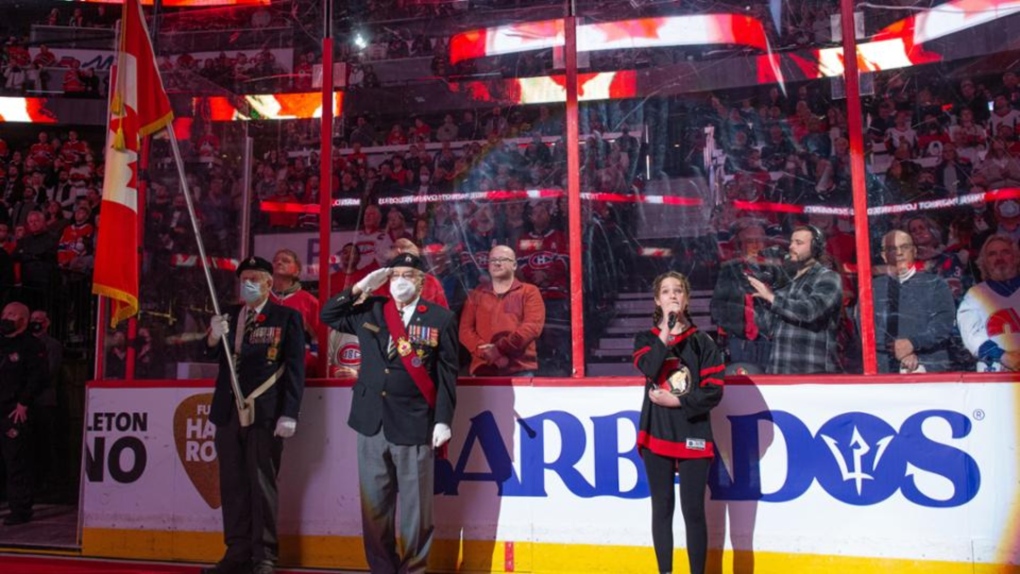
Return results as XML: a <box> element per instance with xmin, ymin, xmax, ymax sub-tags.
<box><xmin>767</xmin><ymin>262</ymin><xmax>843</xmax><ymax>374</ymax></box>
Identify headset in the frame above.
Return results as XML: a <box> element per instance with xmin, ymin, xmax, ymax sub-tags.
<box><xmin>799</xmin><ymin>224</ymin><xmax>826</xmax><ymax>260</ymax></box>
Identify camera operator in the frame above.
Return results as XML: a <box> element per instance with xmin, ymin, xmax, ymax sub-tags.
<box><xmin>710</xmin><ymin>219</ymin><xmax>781</xmax><ymax>371</ymax></box>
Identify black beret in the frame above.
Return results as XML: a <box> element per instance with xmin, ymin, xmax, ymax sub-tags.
<box><xmin>236</xmin><ymin>256</ymin><xmax>273</xmax><ymax>276</ymax></box>
<box><xmin>387</xmin><ymin>253</ymin><xmax>423</xmax><ymax>270</ymax></box>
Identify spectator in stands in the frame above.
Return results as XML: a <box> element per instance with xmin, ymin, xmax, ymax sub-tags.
<box><xmin>710</xmin><ymin>219</ymin><xmax>779</xmax><ymax>371</ymax></box>
<box><xmin>329</xmin><ymin>242</ymin><xmax>367</xmax><ymax>295</ymax></box>
<box><xmin>355</xmin><ymin>204</ymin><xmax>386</xmax><ymax>270</ymax></box>
<box><xmin>11</xmin><ymin>187</ymin><xmax>43</xmax><ymax>228</ymax></box>
<box><xmin>483</xmin><ymin>106</ymin><xmax>509</xmax><ymax>138</ymax></box>
<box><xmin>885</xmin><ymin>111</ymin><xmax>918</xmax><ymax>156</ymax></box>
<box><xmin>869</xmin><ymin>230</ymin><xmax>956</xmax><ymax>373</ymax></box>
<box><xmin>973</xmin><ymin>138</ymin><xmax>1020</xmax><ymax>189</ymax></box>
<box><xmin>349</xmin><ymin>116</ymin><xmax>378</xmax><ymax>147</ymax></box>
<box><xmin>409</xmin><ymin>117</ymin><xmax>432</xmax><ymax>143</ymax></box>
<box><xmin>954</xmin><ymin>79</ymin><xmax>990</xmax><ymax>125</ymax></box>
<box><xmin>270</xmin><ymin>249</ymin><xmax>321</xmax><ymax>377</ymax></box>
<box><xmin>68</xmin><ymin>7</ymin><xmax>85</xmax><ymax>27</ymax></box>
<box><xmin>435</xmin><ymin>114</ymin><xmax>458</xmax><ymax>143</ymax></box>
<box><xmin>61</xmin><ymin>59</ymin><xmax>86</xmax><ymax>96</ymax></box>
<box><xmin>747</xmin><ymin>226</ymin><xmax>844</xmax><ymax>374</ymax></box>
<box><xmin>904</xmin><ymin>214</ymin><xmax>971</xmax><ymax>300</ymax></box>
<box><xmin>27</xmin><ymin>45</ymin><xmax>55</xmax><ymax>92</ymax></box>
<box><xmin>3</xmin><ymin>37</ymin><xmax>30</xmax><ymax>92</ymax></box>
<box><xmin>934</xmin><ymin>143</ymin><xmax>972</xmax><ymax>198</ymax></box>
<box><xmin>916</xmin><ymin>113</ymin><xmax>951</xmax><ymax>158</ymax></box>
<box><xmin>957</xmin><ymin>235</ymin><xmax>1020</xmax><ymax>371</ymax></box>
<box><xmin>44</xmin><ymin>200</ymin><xmax>67</xmax><ymax>234</ymax></box>
<box><xmin>951</xmin><ymin>107</ymin><xmax>987</xmax><ymax>165</ymax></box>
<box><xmin>762</xmin><ymin>124</ymin><xmax>791</xmax><ymax>172</ymax></box>
<box><xmin>460</xmin><ymin>245</ymin><xmax>545</xmax><ymax>376</ymax></box>
<box><xmin>516</xmin><ymin>199</ymin><xmax>569</xmax><ymax>374</ymax></box>
<box><xmin>57</xmin><ymin>204</ymin><xmax>94</xmax><ymax>273</ymax></box>
<box><xmin>385</xmin><ymin>123</ymin><xmax>408</xmax><ymax>146</ymax></box>
<box><xmin>14</xmin><ymin>211</ymin><xmax>59</xmax><ymax>311</ymax></box>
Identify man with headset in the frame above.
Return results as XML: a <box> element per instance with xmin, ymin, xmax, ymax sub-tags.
<box><xmin>746</xmin><ymin>225</ymin><xmax>844</xmax><ymax>374</ymax></box>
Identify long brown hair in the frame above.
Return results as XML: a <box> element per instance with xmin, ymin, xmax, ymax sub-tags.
<box><xmin>651</xmin><ymin>271</ymin><xmax>693</xmax><ymax>327</ymax></box>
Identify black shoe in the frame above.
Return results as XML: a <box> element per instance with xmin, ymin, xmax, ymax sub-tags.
<box><xmin>3</xmin><ymin>512</ymin><xmax>32</xmax><ymax>526</ymax></box>
<box><xmin>199</xmin><ymin>560</ymin><xmax>248</xmax><ymax>574</ymax></box>
<box><xmin>252</xmin><ymin>560</ymin><xmax>276</xmax><ymax>574</ymax></box>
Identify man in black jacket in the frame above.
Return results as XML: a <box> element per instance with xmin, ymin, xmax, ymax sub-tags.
<box><xmin>0</xmin><ymin>301</ymin><xmax>48</xmax><ymax>526</ymax></box>
<box><xmin>202</xmin><ymin>257</ymin><xmax>305</xmax><ymax>574</ymax></box>
<box><xmin>321</xmin><ymin>253</ymin><xmax>458</xmax><ymax>574</ymax></box>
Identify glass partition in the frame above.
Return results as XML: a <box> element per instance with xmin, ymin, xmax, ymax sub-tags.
<box><xmin>859</xmin><ymin>1</ymin><xmax>1020</xmax><ymax>375</ymax></box>
<box><xmin>119</xmin><ymin>1</ymin><xmax>326</xmax><ymax>379</ymax></box>
<box><xmin>578</xmin><ymin>0</ymin><xmax>862</xmax><ymax>375</ymax></box>
<box><xmin>329</xmin><ymin>0</ymin><xmax>573</xmax><ymax>378</ymax></box>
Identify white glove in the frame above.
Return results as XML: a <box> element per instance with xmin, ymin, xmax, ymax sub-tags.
<box><xmin>274</xmin><ymin>416</ymin><xmax>297</xmax><ymax>438</ymax></box>
<box><xmin>432</xmin><ymin>422</ymin><xmax>451</xmax><ymax>449</ymax></box>
<box><xmin>354</xmin><ymin>267</ymin><xmax>392</xmax><ymax>294</ymax></box>
<box><xmin>208</xmin><ymin>314</ymin><xmax>230</xmax><ymax>344</ymax></box>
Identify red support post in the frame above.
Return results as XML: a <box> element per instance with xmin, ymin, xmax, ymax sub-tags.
<box><xmin>318</xmin><ymin>35</ymin><xmax>334</xmax><ymax>379</ymax></box>
<box><xmin>839</xmin><ymin>0</ymin><xmax>878</xmax><ymax>375</ymax></box>
<box><xmin>565</xmin><ymin>15</ymin><xmax>585</xmax><ymax>378</ymax></box>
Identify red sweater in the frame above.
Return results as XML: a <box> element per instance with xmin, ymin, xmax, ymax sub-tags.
<box><xmin>459</xmin><ymin>280</ymin><xmax>545</xmax><ymax>376</ymax></box>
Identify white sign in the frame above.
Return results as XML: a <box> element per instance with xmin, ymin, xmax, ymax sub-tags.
<box><xmin>81</xmin><ymin>381</ymin><xmax>1020</xmax><ymax>570</ymax></box>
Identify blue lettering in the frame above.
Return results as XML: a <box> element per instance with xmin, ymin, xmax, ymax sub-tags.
<box><xmin>591</xmin><ymin>411</ymin><xmax>646</xmax><ymax>498</ymax></box>
<box><xmin>898</xmin><ymin>410</ymin><xmax>980</xmax><ymax>508</ymax></box>
<box><xmin>437</xmin><ymin>411</ymin><xmax>521</xmax><ymax>496</ymax></box>
<box><xmin>518</xmin><ymin>411</ymin><xmax>595</xmax><ymax>497</ymax></box>
<box><xmin>757</xmin><ymin>411</ymin><xmax>815</xmax><ymax>503</ymax></box>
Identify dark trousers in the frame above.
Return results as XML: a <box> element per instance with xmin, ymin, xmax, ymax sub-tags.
<box><xmin>725</xmin><ymin>337</ymin><xmax>772</xmax><ymax>372</ymax></box>
<box><xmin>1</xmin><ymin>419</ymin><xmax>33</xmax><ymax>517</ymax></box>
<box><xmin>643</xmin><ymin>450</ymin><xmax>710</xmax><ymax>574</ymax></box>
<box><xmin>214</xmin><ymin>410</ymin><xmax>284</xmax><ymax>564</ymax></box>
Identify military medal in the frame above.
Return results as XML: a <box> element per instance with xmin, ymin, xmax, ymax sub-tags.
<box><xmin>397</xmin><ymin>337</ymin><xmax>413</xmax><ymax>357</ymax></box>
<box><xmin>411</xmin><ymin>356</ymin><xmax>422</xmax><ymax>367</ymax></box>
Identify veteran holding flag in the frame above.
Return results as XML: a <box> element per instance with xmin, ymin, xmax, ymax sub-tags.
<box><xmin>321</xmin><ymin>252</ymin><xmax>458</xmax><ymax>574</ymax></box>
<box><xmin>203</xmin><ymin>256</ymin><xmax>306</xmax><ymax>574</ymax></box>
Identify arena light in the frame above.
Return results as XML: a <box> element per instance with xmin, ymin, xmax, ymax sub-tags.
<box><xmin>200</xmin><ymin>92</ymin><xmax>343</xmax><ymax>121</ymax></box>
<box><xmin>0</xmin><ymin>97</ymin><xmax>58</xmax><ymax>124</ymax></box>
<box><xmin>450</xmin><ymin>14</ymin><xmax>769</xmax><ymax>64</ymax></box>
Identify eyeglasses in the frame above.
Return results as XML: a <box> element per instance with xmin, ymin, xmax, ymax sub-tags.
<box><xmin>489</xmin><ymin>257</ymin><xmax>515</xmax><ymax>265</ymax></box>
<box><xmin>884</xmin><ymin>245</ymin><xmax>914</xmax><ymax>253</ymax></box>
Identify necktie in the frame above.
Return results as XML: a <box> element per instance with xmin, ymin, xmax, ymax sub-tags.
<box><xmin>245</xmin><ymin>308</ymin><xmax>257</xmax><ymax>340</ymax></box>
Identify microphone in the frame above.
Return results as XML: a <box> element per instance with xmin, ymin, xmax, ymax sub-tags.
<box><xmin>667</xmin><ymin>312</ymin><xmax>677</xmax><ymax>329</ymax></box>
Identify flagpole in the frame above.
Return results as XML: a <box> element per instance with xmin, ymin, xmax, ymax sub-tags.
<box><xmin>165</xmin><ymin>129</ymin><xmax>244</xmax><ymax>410</ymax></box>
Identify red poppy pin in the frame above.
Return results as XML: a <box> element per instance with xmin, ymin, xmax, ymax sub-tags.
<box><xmin>417</xmin><ymin>304</ymin><xmax>427</xmax><ymax>313</ymax></box>
<box><xmin>256</xmin><ymin>314</ymin><xmax>267</xmax><ymax>323</ymax></box>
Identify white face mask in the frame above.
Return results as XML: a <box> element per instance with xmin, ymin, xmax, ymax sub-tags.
<box><xmin>389</xmin><ymin>277</ymin><xmax>417</xmax><ymax>303</ymax></box>
<box><xmin>241</xmin><ymin>279</ymin><xmax>264</xmax><ymax>304</ymax></box>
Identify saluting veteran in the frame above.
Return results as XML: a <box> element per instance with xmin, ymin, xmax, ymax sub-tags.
<box><xmin>321</xmin><ymin>252</ymin><xmax>458</xmax><ymax>574</ymax></box>
<box><xmin>202</xmin><ymin>256</ymin><xmax>306</xmax><ymax>574</ymax></box>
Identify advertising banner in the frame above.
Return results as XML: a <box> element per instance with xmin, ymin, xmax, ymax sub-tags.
<box><xmin>81</xmin><ymin>381</ymin><xmax>1020</xmax><ymax>572</ymax></box>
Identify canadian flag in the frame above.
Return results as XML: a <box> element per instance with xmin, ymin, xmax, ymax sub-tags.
<box><xmin>92</xmin><ymin>0</ymin><xmax>173</xmax><ymax>326</ymax></box>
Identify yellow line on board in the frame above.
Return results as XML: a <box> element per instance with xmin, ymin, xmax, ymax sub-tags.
<box><xmin>81</xmin><ymin>528</ymin><xmax>1020</xmax><ymax>573</ymax></box>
